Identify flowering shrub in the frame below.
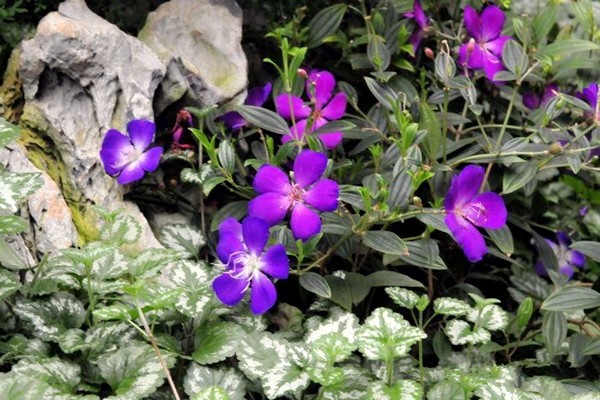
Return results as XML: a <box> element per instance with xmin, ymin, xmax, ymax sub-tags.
<box><xmin>2</xmin><ymin>1</ymin><xmax>600</xmax><ymax>399</ymax></box>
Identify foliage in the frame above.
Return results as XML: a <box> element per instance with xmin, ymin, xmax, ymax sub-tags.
<box><xmin>2</xmin><ymin>0</ymin><xmax>600</xmax><ymax>399</ymax></box>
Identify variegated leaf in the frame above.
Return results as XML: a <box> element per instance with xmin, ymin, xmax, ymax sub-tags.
<box><xmin>356</xmin><ymin>307</ymin><xmax>426</xmax><ymax>360</ymax></box>
<box><xmin>434</xmin><ymin>298</ymin><xmax>472</xmax><ymax>317</ymax></box>
<box><xmin>184</xmin><ymin>364</ymin><xmax>244</xmax><ymax>400</ymax></box>
<box><xmin>320</xmin><ymin>366</ymin><xmax>371</xmax><ymax>400</ymax></box>
<box><xmin>192</xmin><ymin>321</ymin><xmax>243</xmax><ymax>364</ymax></box>
<box><xmin>0</xmin><ymin>269</ymin><xmax>19</xmax><ymax>300</ymax></box>
<box><xmin>13</xmin><ymin>292</ymin><xmax>85</xmax><ymax>342</ymax></box>
<box><xmin>169</xmin><ymin>260</ymin><xmax>217</xmax><ymax>318</ymax></box>
<box><xmin>98</xmin><ymin>341</ymin><xmax>174</xmax><ymax>400</ymax></box>
<box><xmin>0</xmin><ymin>117</ymin><xmax>20</xmax><ymax>147</ymax></box>
<box><xmin>385</xmin><ymin>287</ymin><xmax>420</xmax><ymax>310</ymax></box>
<box><xmin>445</xmin><ymin>320</ymin><xmax>491</xmax><ymax>346</ymax></box>
<box><xmin>468</xmin><ymin>304</ymin><xmax>509</xmax><ymax>331</ymax></box>
<box><xmin>0</xmin><ymin>171</ymin><xmax>42</xmax><ymax>213</ymax></box>
<box><xmin>305</xmin><ymin>310</ymin><xmax>359</xmax><ymax>364</ymax></box>
<box><xmin>12</xmin><ymin>357</ymin><xmax>81</xmax><ymax>397</ymax></box>
<box><xmin>367</xmin><ymin>380</ymin><xmax>423</xmax><ymax>400</ymax></box>
<box><xmin>159</xmin><ymin>224</ymin><xmax>205</xmax><ymax>258</ymax></box>
<box><xmin>237</xmin><ymin>332</ymin><xmax>310</xmax><ymax>399</ymax></box>
<box><xmin>0</xmin><ymin>215</ymin><xmax>29</xmax><ymax>235</ymax></box>
<box><xmin>128</xmin><ymin>248</ymin><xmax>180</xmax><ymax>277</ymax></box>
<box><xmin>0</xmin><ymin>373</ymin><xmax>51</xmax><ymax>399</ymax></box>
<box><xmin>99</xmin><ymin>213</ymin><xmax>141</xmax><ymax>245</ymax></box>
<box><xmin>92</xmin><ymin>248</ymin><xmax>128</xmax><ymax>281</ymax></box>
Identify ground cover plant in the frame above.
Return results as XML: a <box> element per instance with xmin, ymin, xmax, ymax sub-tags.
<box><xmin>2</xmin><ymin>0</ymin><xmax>600</xmax><ymax>399</ymax></box>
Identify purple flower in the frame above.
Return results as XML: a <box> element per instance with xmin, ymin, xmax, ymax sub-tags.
<box><xmin>405</xmin><ymin>0</ymin><xmax>429</xmax><ymax>52</ymax></box>
<box><xmin>99</xmin><ymin>119</ymin><xmax>163</xmax><ymax>185</ymax></box>
<box><xmin>576</xmin><ymin>82</ymin><xmax>600</xmax><ymax>122</ymax></box>
<box><xmin>457</xmin><ymin>5</ymin><xmax>511</xmax><ymax>83</ymax></box>
<box><xmin>535</xmin><ymin>231</ymin><xmax>585</xmax><ymax>279</ymax></box>
<box><xmin>275</xmin><ymin>70</ymin><xmax>347</xmax><ymax>149</ymax></box>
<box><xmin>523</xmin><ymin>83</ymin><xmax>559</xmax><ymax>110</ymax></box>
<box><xmin>221</xmin><ymin>83</ymin><xmax>272</xmax><ymax>130</ymax></box>
<box><xmin>248</xmin><ymin>149</ymin><xmax>339</xmax><ymax>240</ymax></box>
<box><xmin>444</xmin><ymin>165</ymin><xmax>507</xmax><ymax>262</ymax></box>
<box><xmin>213</xmin><ymin>217</ymin><xmax>289</xmax><ymax>314</ymax></box>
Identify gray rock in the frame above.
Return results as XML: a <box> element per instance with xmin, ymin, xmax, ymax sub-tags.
<box><xmin>139</xmin><ymin>0</ymin><xmax>248</xmax><ymax>113</ymax></box>
<box><xmin>1</xmin><ymin>144</ymin><xmax>77</xmax><ymax>254</ymax></box>
<box><xmin>18</xmin><ymin>0</ymin><xmax>166</xmax><ymax>249</ymax></box>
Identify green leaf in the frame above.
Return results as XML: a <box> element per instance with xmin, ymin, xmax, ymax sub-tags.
<box><xmin>325</xmin><ymin>275</ymin><xmax>353</xmax><ymax>310</ymax></box>
<box><xmin>445</xmin><ymin>320</ymin><xmax>490</xmax><ymax>345</ymax></box>
<box><xmin>170</xmin><ymin>261</ymin><xmax>217</xmax><ymax>319</ymax></box>
<box><xmin>434</xmin><ymin>52</ymin><xmax>456</xmax><ymax>83</ymax></box>
<box><xmin>0</xmin><ymin>237</ymin><xmax>27</xmax><ymax>270</ymax></box>
<box><xmin>536</xmin><ymin>39</ymin><xmax>599</xmax><ymax>59</ymax></box>
<box><xmin>434</xmin><ymin>297</ymin><xmax>472</xmax><ymax>316</ymax></box>
<box><xmin>582</xmin><ymin>338</ymin><xmax>600</xmax><ymax>356</ymax></box>
<box><xmin>367</xmin><ymin>380</ymin><xmax>423</xmax><ymax>400</ymax></box>
<box><xmin>217</xmin><ymin>140</ymin><xmax>236</xmax><ymax>173</ymax></box>
<box><xmin>210</xmin><ymin>201</ymin><xmax>248</xmax><ymax>231</ymax></box>
<box><xmin>305</xmin><ymin>311</ymin><xmax>359</xmax><ymax>364</ymax></box>
<box><xmin>98</xmin><ymin>341</ymin><xmax>174</xmax><ymax>400</ymax></box>
<box><xmin>367</xmin><ymin>34</ymin><xmax>391</xmax><ymax>71</ymax></box>
<box><xmin>394</xmin><ymin>240</ymin><xmax>447</xmax><ymax>270</ymax></box>
<box><xmin>237</xmin><ymin>332</ymin><xmax>309</xmax><ymax>399</ymax></box>
<box><xmin>159</xmin><ymin>223</ymin><xmax>205</xmax><ymax>258</ymax></box>
<box><xmin>299</xmin><ymin>272</ymin><xmax>332</xmax><ymax>298</ymax></box>
<box><xmin>368</xmin><ymin>271</ymin><xmax>424</xmax><ymax>288</ymax></box>
<box><xmin>427</xmin><ymin>380</ymin><xmax>465</xmax><ymax>400</ymax></box>
<box><xmin>13</xmin><ymin>292</ymin><xmax>85</xmax><ymax>342</ymax></box>
<box><xmin>502</xmin><ymin>39</ymin><xmax>529</xmax><ymax>78</ymax></box>
<box><xmin>193</xmin><ymin>321</ymin><xmax>243</xmax><ymax>365</ymax></box>
<box><xmin>0</xmin><ymin>269</ymin><xmax>19</xmax><ymax>300</ymax></box>
<box><xmin>235</xmin><ymin>105</ymin><xmax>289</xmax><ymax>135</ymax></box>
<box><xmin>356</xmin><ymin>308</ymin><xmax>426</xmax><ymax>360</ymax></box>
<box><xmin>467</xmin><ymin>304</ymin><xmax>509</xmax><ymax>331</ymax></box>
<box><xmin>184</xmin><ymin>364</ymin><xmax>245</xmax><ymax>400</ymax></box>
<box><xmin>0</xmin><ymin>117</ymin><xmax>20</xmax><ymax>147</ymax></box>
<box><xmin>311</xmin><ymin>120</ymin><xmax>356</xmax><ymax>136</ymax></box>
<box><xmin>570</xmin><ymin>241</ymin><xmax>600</xmax><ymax>262</ymax></box>
<box><xmin>100</xmin><ymin>213</ymin><xmax>142</xmax><ymax>245</ymax></box>
<box><xmin>385</xmin><ymin>287</ymin><xmax>420</xmax><ymax>310</ymax></box>
<box><xmin>362</xmin><ymin>231</ymin><xmax>407</xmax><ymax>255</ymax></box>
<box><xmin>0</xmin><ymin>170</ymin><xmax>43</xmax><ymax>213</ymax></box>
<box><xmin>364</xmin><ymin>77</ymin><xmax>398</xmax><ymax>110</ymax></box>
<box><xmin>0</xmin><ymin>215</ymin><xmax>29</xmax><ymax>234</ymax></box>
<box><xmin>128</xmin><ymin>248</ymin><xmax>180</xmax><ymax>277</ymax></box>
<box><xmin>12</xmin><ymin>357</ymin><xmax>81</xmax><ymax>396</ymax></box>
<box><xmin>486</xmin><ymin>225</ymin><xmax>514</xmax><ymax>256</ymax></box>
<box><xmin>542</xmin><ymin>311</ymin><xmax>567</xmax><ymax>357</ymax></box>
<box><xmin>541</xmin><ymin>286</ymin><xmax>600</xmax><ymax>311</ymax></box>
<box><xmin>419</xmin><ymin>101</ymin><xmax>442</xmax><ymax>160</ymax></box>
<box><xmin>502</xmin><ymin>162</ymin><xmax>537</xmax><ymax>194</ymax></box>
<box><xmin>307</xmin><ymin>4</ymin><xmax>347</xmax><ymax>48</ymax></box>
<box><xmin>0</xmin><ymin>373</ymin><xmax>51</xmax><ymax>399</ymax></box>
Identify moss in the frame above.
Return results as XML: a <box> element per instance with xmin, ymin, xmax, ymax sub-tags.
<box><xmin>18</xmin><ymin>105</ymin><xmax>99</xmax><ymax>244</ymax></box>
<box><xmin>0</xmin><ymin>48</ymin><xmax>24</xmax><ymax>123</ymax></box>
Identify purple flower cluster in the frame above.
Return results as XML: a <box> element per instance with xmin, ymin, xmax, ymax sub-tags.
<box><xmin>99</xmin><ymin>119</ymin><xmax>163</xmax><ymax>185</ymax></box>
<box><xmin>536</xmin><ymin>231</ymin><xmax>585</xmax><ymax>279</ymax></box>
<box><xmin>458</xmin><ymin>5</ymin><xmax>511</xmax><ymax>83</ymax></box>
<box><xmin>444</xmin><ymin>165</ymin><xmax>507</xmax><ymax>262</ymax></box>
<box><xmin>275</xmin><ymin>70</ymin><xmax>347</xmax><ymax>149</ymax></box>
<box><xmin>576</xmin><ymin>82</ymin><xmax>600</xmax><ymax>122</ymax></box>
<box><xmin>213</xmin><ymin>149</ymin><xmax>339</xmax><ymax>314</ymax></box>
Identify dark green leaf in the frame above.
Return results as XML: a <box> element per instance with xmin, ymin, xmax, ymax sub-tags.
<box><xmin>543</xmin><ymin>311</ymin><xmax>566</xmax><ymax>357</ymax></box>
<box><xmin>217</xmin><ymin>140</ymin><xmax>236</xmax><ymax>173</ymax></box>
<box><xmin>536</xmin><ymin>39</ymin><xmax>599</xmax><ymax>59</ymax></box>
<box><xmin>307</xmin><ymin>4</ymin><xmax>347</xmax><ymax>48</ymax></box>
<box><xmin>311</xmin><ymin>120</ymin><xmax>355</xmax><ymax>136</ymax></box>
<box><xmin>0</xmin><ymin>117</ymin><xmax>20</xmax><ymax>147</ymax></box>
<box><xmin>299</xmin><ymin>272</ymin><xmax>332</xmax><ymax>298</ymax></box>
<box><xmin>542</xmin><ymin>286</ymin><xmax>600</xmax><ymax>311</ymax></box>
<box><xmin>502</xmin><ymin>39</ymin><xmax>529</xmax><ymax>78</ymax></box>
<box><xmin>367</xmin><ymin>270</ymin><xmax>424</xmax><ymax>288</ymax></box>
<box><xmin>486</xmin><ymin>225</ymin><xmax>514</xmax><ymax>256</ymax></box>
<box><xmin>419</xmin><ymin>102</ymin><xmax>442</xmax><ymax>161</ymax></box>
<box><xmin>236</xmin><ymin>105</ymin><xmax>289</xmax><ymax>135</ymax></box>
<box><xmin>362</xmin><ymin>231</ymin><xmax>407</xmax><ymax>256</ymax></box>
<box><xmin>570</xmin><ymin>241</ymin><xmax>600</xmax><ymax>262</ymax></box>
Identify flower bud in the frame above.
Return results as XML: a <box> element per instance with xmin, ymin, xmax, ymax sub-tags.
<box><xmin>466</xmin><ymin>38</ymin><xmax>476</xmax><ymax>56</ymax></box>
<box><xmin>548</xmin><ymin>142</ymin><xmax>563</xmax><ymax>155</ymax></box>
<box><xmin>413</xmin><ymin>196</ymin><xmax>423</xmax><ymax>208</ymax></box>
<box><xmin>297</xmin><ymin>68</ymin><xmax>308</xmax><ymax>79</ymax></box>
<box><xmin>424</xmin><ymin>47</ymin><xmax>434</xmax><ymax>59</ymax></box>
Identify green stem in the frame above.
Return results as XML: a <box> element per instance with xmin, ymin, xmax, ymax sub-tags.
<box><xmin>495</xmin><ymin>86</ymin><xmax>519</xmax><ymax>152</ymax></box>
<box><xmin>442</xmin><ymin>89</ymin><xmax>450</xmax><ymax>163</ymax></box>
<box><xmin>418</xmin><ymin>310</ymin><xmax>425</xmax><ymax>386</ymax></box>
<box><xmin>85</xmin><ymin>262</ymin><xmax>95</xmax><ymax>326</ymax></box>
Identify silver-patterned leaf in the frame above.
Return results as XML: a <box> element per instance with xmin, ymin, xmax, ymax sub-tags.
<box><xmin>169</xmin><ymin>261</ymin><xmax>217</xmax><ymax>318</ymax></box>
<box><xmin>445</xmin><ymin>320</ymin><xmax>491</xmax><ymax>346</ymax></box>
<box><xmin>192</xmin><ymin>321</ymin><xmax>243</xmax><ymax>365</ymax></box>
<box><xmin>0</xmin><ymin>215</ymin><xmax>29</xmax><ymax>235</ymax></box>
<box><xmin>357</xmin><ymin>308</ymin><xmax>426</xmax><ymax>360</ymax></box>
<box><xmin>385</xmin><ymin>287</ymin><xmax>420</xmax><ymax>310</ymax></box>
<box><xmin>92</xmin><ymin>248</ymin><xmax>128</xmax><ymax>281</ymax></box>
<box><xmin>0</xmin><ymin>117</ymin><xmax>20</xmax><ymax>147</ymax></box>
<box><xmin>0</xmin><ymin>170</ymin><xmax>42</xmax><ymax>213</ymax></box>
<box><xmin>100</xmin><ymin>214</ymin><xmax>142</xmax><ymax>245</ymax></box>
<box><xmin>184</xmin><ymin>364</ymin><xmax>244</xmax><ymax>400</ymax></box>
<box><xmin>98</xmin><ymin>341</ymin><xmax>174</xmax><ymax>400</ymax></box>
<box><xmin>467</xmin><ymin>304</ymin><xmax>508</xmax><ymax>331</ymax></box>
<box><xmin>159</xmin><ymin>224</ymin><xmax>205</xmax><ymax>258</ymax></box>
<box><xmin>434</xmin><ymin>298</ymin><xmax>472</xmax><ymax>317</ymax></box>
<box><xmin>237</xmin><ymin>332</ymin><xmax>309</xmax><ymax>399</ymax></box>
<box><xmin>128</xmin><ymin>248</ymin><xmax>180</xmax><ymax>277</ymax></box>
<box><xmin>12</xmin><ymin>357</ymin><xmax>81</xmax><ymax>397</ymax></box>
<box><xmin>0</xmin><ymin>373</ymin><xmax>51</xmax><ymax>399</ymax></box>
<box><xmin>13</xmin><ymin>292</ymin><xmax>85</xmax><ymax>342</ymax></box>
<box><xmin>367</xmin><ymin>380</ymin><xmax>423</xmax><ymax>400</ymax></box>
<box><xmin>0</xmin><ymin>269</ymin><xmax>19</xmax><ymax>300</ymax></box>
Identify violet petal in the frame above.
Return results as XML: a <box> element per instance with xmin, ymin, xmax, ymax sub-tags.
<box><xmin>117</xmin><ymin>161</ymin><xmax>144</xmax><ymax>184</ymax></box>
<box><xmin>445</xmin><ymin>213</ymin><xmax>488</xmax><ymax>262</ymax></box>
<box><xmin>248</xmin><ymin>193</ymin><xmax>292</xmax><ymax>226</ymax></box>
<box><xmin>303</xmin><ymin>179</ymin><xmax>339</xmax><ymax>212</ymax></box>
<box><xmin>568</xmin><ymin>250</ymin><xmax>586</xmax><ymax>268</ymax></box>
<box><xmin>293</xmin><ymin>149</ymin><xmax>328</xmax><ymax>188</ymax></box>
<box><xmin>138</xmin><ymin>146</ymin><xmax>163</xmax><ymax>172</ymax></box>
<box><xmin>249</xmin><ymin>271</ymin><xmax>277</xmax><ymax>314</ymax></box>
<box><xmin>213</xmin><ymin>273</ymin><xmax>247</xmax><ymax>306</ymax></box>
<box><xmin>308</xmin><ymin>70</ymin><xmax>335</xmax><ymax>109</ymax></box>
<box><xmin>290</xmin><ymin>202</ymin><xmax>321</xmax><ymax>240</ymax></box>
<box><xmin>479</xmin><ymin>5</ymin><xmax>505</xmax><ymax>42</ymax></box>
<box><xmin>485</xmin><ymin>36</ymin><xmax>510</xmax><ymax>58</ymax></box>
<box><xmin>242</xmin><ymin>217</ymin><xmax>269</xmax><ymax>256</ymax></box>
<box><xmin>321</xmin><ymin>92</ymin><xmax>347</xmax><ymax>120</ymax></box>
<box><xmin>253</xmin><ymin>164</ymin><xmax>290</xmax><ymax>195</ymax></box>
<box><xmin>127</xmin><ymin>119</ymin><xmax>155</xmax><ymax>151</ymax></box>
<box><xmin>275</xmin><ymin>94</ymin><xmax>311</xmax><ymax>120</ymax></box>
<box><xmin>463</xmin><ymin>6</ymin><xmax>482</xmax><ymax>39</ymax></box>
<box><xmin>444</xmin><ymin>165</ymin><xmax>485</xmax><ymax>211</ymax></box>
<box><xmin>260</xmin><ymin>244</ymin><xmax>290</xmax><ymax>279</ymax></box>
<box><xmin>465</xmin><ymin>192</ymin><xmax>507</xmax><ymax>229</ymax></box>
<box><xmin>246</xmin><ymin>83</ymin><xmax>272</xmax><ymax>107</ymax></box>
